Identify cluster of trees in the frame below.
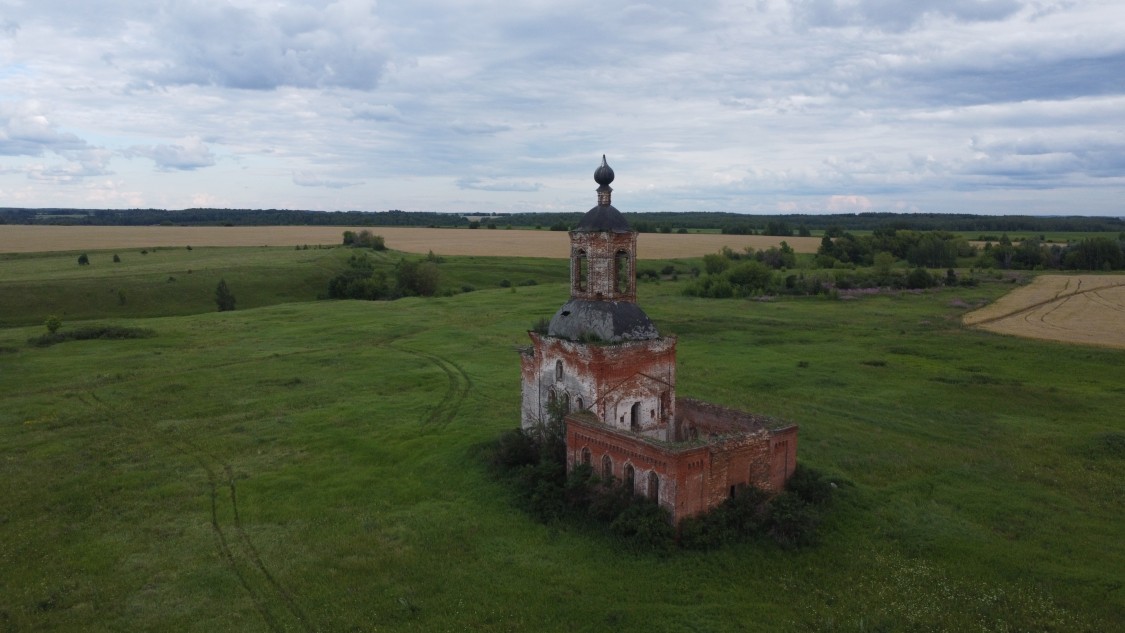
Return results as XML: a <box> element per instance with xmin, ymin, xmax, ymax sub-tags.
<box><xmin>341</xmin><ymin>229</ymin><xmax>387</xmax><ymax>249</ymax></box>
<box><xmin>815</xmin><ymin>229</ymin><xmax>974</xmax><ymax>268</ymax></box>
<box><xmin>684</xmin><ymin>245</ymin><xmax>801</xmax><ymax>299</ymax></box>
<box><xmin>325</xmin><ymin>253</ymin><xmax>441</xmax><ymax>300</ymax></box>
<box><xmin>685</xmin><ymin>235</ymin><xmax>980</xmax><ymax>299</ymax></box>
<box><xmin>720</xmin><ymin>220</ymin><xmax>812</xmax><ymax>237</ymax></box>
<box><xmin>488</xmin><ymin>404</ymin><xmax>832</xmax><ymax>552</ymax></box>
<box><xmin>978</xmin><ymin>235</ymin><xmax>1125</xmax><ymax>270</ymax></box>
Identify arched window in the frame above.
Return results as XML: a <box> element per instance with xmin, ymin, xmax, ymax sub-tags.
<box><xmin>575</xmin><ymin>249</ymin><xmax>588</xmax><ymax>291</ymax></box>
<box><xmin>576</xmin><ymin>396</ymin><xmax>584</xmax><ymax>411</ymax></box>
<box><xmin>547</xmin><ymin>388</ymin><xmax>556</xmax><ymax>405</ymax></box>
<box><xmin>623</xmin><ymin>464</ymin><xmax>635</xmax><ymax>492</ymax></box>
<box><xmin>562</xmin><ymin>392</ymin><xmax>571</xmax><ymax>413</ymax></box>
<box><xmin>555</xmin><ymin>360</ymin><xmax>563</xmax><ymax>383</ymax></box>
<box><xmin>615</xmin><ymin>250</ymin><xmax>630</xmax><ymax>295</ymax></box>
<box><xmin>602</xmin><ymin>455</ymin><xmax>613</xmax><ymax>480</ymax></box>
<box><xmin>581</xmin><ymin>447</ymin><xmax>591</xmax><ymax>466</ymax></box>
<box><xmin>647</xmin><ymin>472</ymin><xmax>659</xmax><ymax>500</ymax></box>
<box><xmin>630</xmin><ymin>401</ymin><xmax>640</xmax><ymax>431</ymax></box>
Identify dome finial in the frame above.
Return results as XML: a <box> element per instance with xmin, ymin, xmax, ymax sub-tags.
<box><xmin>594</xmin><ymin>155</ymin><xmax>614</xmax><ymax>205</ymax></box>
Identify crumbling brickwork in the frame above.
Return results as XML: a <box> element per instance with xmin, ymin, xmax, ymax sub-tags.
<box><xmin>518</xmin><ymin>157</ymin><xmax>799</xmax><ymax>524</ymax></box>
<box><xmin>565</xmin><ymin>400</ymin><xmax>798</xmax><ymax>524</ymax></box>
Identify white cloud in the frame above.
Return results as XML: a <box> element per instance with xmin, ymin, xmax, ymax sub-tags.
<box><xmin>456</xmin><ymin>177</ymin><xmax>542</xmax><ymax>192</ymax></box>
<box><xmin>126</xmin><ymin>1</ymin><xmax>393</xmax><ymax>91</ymax></box>
<box><xmin>293</xmin><ymin>171</ymin><xmax>362</xmax><ymax>189</ymax></box>
<box><xmin>827</xmin><ymin>195</ymin><xmax>874</xmax><ymax>212</ymax></box>
<box><xmin>125</xmin><ymin>137</ymin><xmax>215</xmax><ymax>171</ymax></box>
<box><xmin>0</xmin><ymin>0</ymin><xmax>1121</xmax><ymax>213</ymax></box>
<box><xmin>0</xmin><ymin>102</ymin><xmax>88</xmax><ymax>156</ymax></box>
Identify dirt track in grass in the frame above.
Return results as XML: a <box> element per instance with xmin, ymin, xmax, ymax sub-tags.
<box><xmin>0</xmin><ymin>225</ymin><xmax>821</xmax><ymax>258</ymax></box>
<box><xmin>963</xmin><ymin>274</ymin><xmax>1125</xmax><ymax>349</ymax></box>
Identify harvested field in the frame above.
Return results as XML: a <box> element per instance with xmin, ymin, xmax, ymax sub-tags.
<box><xmin>0</xmin><ymin>225</ymin><xmax>820</xmax><ymax>258</ymax></box>
<box><xmin>963</xmin><ymin>274</ymin><xmax>1125</xmax><ymax>349</ymax></box>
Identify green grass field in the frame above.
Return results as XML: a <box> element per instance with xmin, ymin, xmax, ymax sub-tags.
<box><xmin>0</xmin><ymin>248</ymin><xmax>1121</xmax><ymax>632</ymax></box>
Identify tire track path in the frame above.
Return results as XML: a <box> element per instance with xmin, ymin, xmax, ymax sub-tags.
<box><xmin>392</xmin><ymin>345</ymin><xmax>472</xmax><ymax>426</ymax></box>
<box><xmin>77</xmin><ymin>393</ymin><xmax>315</xmax><ymax>633</ymax></box>
<box><xmin>966</xmin><ymin>278</ymin><xmax>1125</xmax><ymax>326</ymax></box>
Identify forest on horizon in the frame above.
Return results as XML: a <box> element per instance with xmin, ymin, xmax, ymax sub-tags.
<box><xmin>2</xmin><ymin>207</ymin><xmax>1123</xmax><ymax>235</ymax></box>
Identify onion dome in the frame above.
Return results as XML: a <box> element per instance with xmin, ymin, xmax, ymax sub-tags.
<box><xmin>594</xmin><ymin>154</ymin><xmax>615</xmax><ymax>186</ymax></box>
<box><xmin>575</xmin><ymin>155</ymin><xmax>631</xmax><ymax>233</ymax></box>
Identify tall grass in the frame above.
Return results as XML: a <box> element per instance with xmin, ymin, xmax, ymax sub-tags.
<box><xmin>0</xmin><ymin>254</ymin><xmax>1120</xmax><ymax>631</ymax></box>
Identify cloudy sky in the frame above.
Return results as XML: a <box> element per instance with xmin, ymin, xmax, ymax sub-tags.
<box><xmin>1</xmin><ymin>1</ymin><xmax>1123</xmax><ymax>215</ymax></box>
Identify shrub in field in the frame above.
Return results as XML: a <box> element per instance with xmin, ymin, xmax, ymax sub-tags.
<box><xmin>906</xmin><ymin>267</ymin><xmax>936</xmax><ymax>289</ymax></box>
<box><xmin>395</xmin><ymin>259</ymin><xmax>440</xmax><ymax>297</ymax></box>
<box><xmin>215</xmin><ymin>279</ymin><xmax>236</xmax><ymax>311</ymax></box>
<box><xmin>112</xmin><ymin>254</ymin><xmax>121</xmax><ymax>263</ymax></box>
<box><xmin>44</xmin><ymin>315</ymin><xmax>62</xmax><ymax>334</ymax></box>
<box><xmin>786</xmin><ymin>463</ymin><xmax>835</xmax><ymax>506</ymax></box>
<box><xmin>77</xmin><ymin>253</ymin><xmax>89</xmax><ymax>266</ymax></box>
<box><xmin>489</xmin><ymin>428</ymin><xmax>539</xmax><ymax>471</ymax></box>
<box><xmin>610</xmin><ymin>501</ymin><xmax>675</xmax><ymax>553</ymax></box>
<box><xmin>327</xmin><ymin>254</ymin><xmax>389</xmax><ymax>300</ymax></box>
<box><xmin>766</xmin><ymin>492</ymin><xmax>821</xmax><ymax>549</ymax></box>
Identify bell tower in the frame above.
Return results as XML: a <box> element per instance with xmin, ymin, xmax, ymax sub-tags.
<box><xmin>568</xmin><ymin>155</ymin><xmax>637</xmax><ymax>303</ymax></box>
<box><xmin>547</xmin><ymin>156</ymin><xmax>657</xmax><ymax>343</ymax></box>
<box><xmin>520</xmin><ymin>156</ymin><xmax>676</xmax><ymax>437</ymax></box>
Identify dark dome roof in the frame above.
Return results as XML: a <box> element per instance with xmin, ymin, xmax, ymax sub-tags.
<box><xmin>574</xmin><ymin>203</ymin><xmax>631</xmax><ymax>233</ymax></box>
<box><xmin>547</xmin><ymin>299</ymin><xmax>659</xmax><ymax>342</ymax></box>
<box><xmin>594</xmin><ymin>155</ymin><xmax>615</xmax><ymax>186</ymax></box>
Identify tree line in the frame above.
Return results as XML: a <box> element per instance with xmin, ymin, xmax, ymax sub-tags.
<box><xmin>3</xmin><ymin>207</ymin><xmax>1122</xmax><ymax>234</ymax></box>
<box><xmin>681</xmin><ymin>229</ymin><xmax>1125</xmax><ymax>300</ymax></box>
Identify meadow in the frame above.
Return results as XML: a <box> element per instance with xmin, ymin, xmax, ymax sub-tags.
<box><xmin>0</xmin><ymin>246</ymin><xmax>1122</xmax><ymax>632</ymax></box>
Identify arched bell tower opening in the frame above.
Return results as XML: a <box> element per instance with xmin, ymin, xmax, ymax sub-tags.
<box><xmin>572</xmin><ymin>250</ymin><xmax>588</xmax><ymax>293</ymax></box>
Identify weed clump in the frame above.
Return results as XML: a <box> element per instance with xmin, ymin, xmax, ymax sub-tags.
<box><xmin>29</xmin><ymin>325</ymin><xmax>156</xmax><ymax>347</ymax></box>
<box><xmin>488</xmin><ymin>416</ymin><xmax>833</xmax><ymax>553</ymax></box>
<box><xmin>679</xmin><ymin>464</ymin><xmax>833</xmax><ymax>550</ymax></box>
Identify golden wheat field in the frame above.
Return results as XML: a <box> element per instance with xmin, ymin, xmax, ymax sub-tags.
<box><xmin>963</xmin><ymin>274</ymin><xmax>1125</xmax><ymax>349</ymax></box>
<box><xmin>0</xmin><ymin>225</ymin><xmax>821</xmax><ymax>258</ymax></box>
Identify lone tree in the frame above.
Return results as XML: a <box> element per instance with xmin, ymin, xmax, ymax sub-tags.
<box><xmin>215</xmin><ymin>279</ymin><xmax>236</xmax><ymax>311</ymax></box>
<box><xmin>77</xmin><ymin>253</ymin><xmax>90</xmax><ymax>266</ymax></box>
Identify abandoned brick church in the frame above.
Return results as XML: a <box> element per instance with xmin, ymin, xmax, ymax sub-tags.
<box><xmin>519</xmin><ymin>157</ymin><xmax>799</xmax><ymax>524</ymax></box>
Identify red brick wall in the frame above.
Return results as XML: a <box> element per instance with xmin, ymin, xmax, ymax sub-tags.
<box><xmin>566</xmin><ymin>414</ymin><xmax>795</xmax><ymax>524</ymax></box>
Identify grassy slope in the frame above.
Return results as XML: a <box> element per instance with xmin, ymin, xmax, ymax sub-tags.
<box><xmin>0</xmin><ymin>247</ymin><xmax>573</xmax><ymax>327</ymax></box>
<box><xmin>0</xmin><ymin>258</ymin><xmax>1122</xmax><ymax>632</ymax></box>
